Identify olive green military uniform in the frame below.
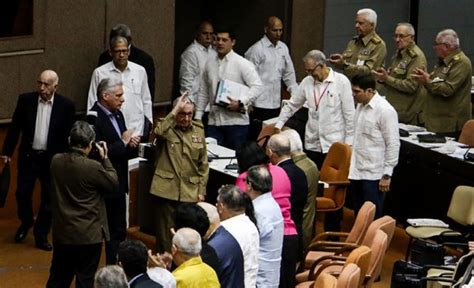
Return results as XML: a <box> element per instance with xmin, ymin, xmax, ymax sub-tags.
<box><xmin>377</xmin><ymin>42</ymin><xmax>427</xmax><ymax>125</ymax></box>
<box><xmin>150</xmin><ymin>112</ymin><xmax>209</xmax><ymax>252</ymax></box>
<box><xmin>337</xmin><ymin>31</ymin><xmax>387</xmax><ymax>79</ymax></box>
<box><xmin>424</xmin><ymin>49</ymin><xmax>472</xmax><ymax>134</ymax></box>
<box><xmin>292</xmin><ymin>152</ymin><xmax>319</xmax><ymax>250</ymax></box>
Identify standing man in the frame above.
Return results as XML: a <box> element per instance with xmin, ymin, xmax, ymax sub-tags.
<box><xmin>89</xmin><ymin>78</ymin><xmax>141</xmax><ymax>264</ymax></box>
<box><xmin>150</xmin><ymin>93</ymin><xmax>208</xmax><ymax>253</ymax></box>
<box><xmin>88</xmin><ymin>36</ymin><xmax>153</xmax><ymax>141</ymax></box>
<box><xmin>217</xmin><ymin>185</ymin><xmax>260</xmax><ymax>288</ymax></box>
<box><xmin>1</xmin><ymin>70</ymin><xmax>75</xmax><ymax>251</ymax></box>
<box><xmin>275</xmin><ymin>50</ymin><xmax>354</xmax><ymax>169</ymax></box>
<box><xmin>245</xmin><ymin>16</ymin><xmax>298</xmax><ymax>122</ymax></box>
<box><xmin>412</xmin><ymin>29</ymin><xmax>472</xmax><ymax>138</ymax></box>
<box><xmin>179</xmin><ymin>21</ymin><xmax>216</xmax><ymax>103</ymax></box>
<box><xmin>245</xmin><ymin>165</ymin><xmax>284</xmax><ymax>288</ymax></box>
<box><xmin>329</xmin><ymin>8</ymin><xmax>386</xmax><ymax>79</ymax></box>
<box><xmin>373</xmin><ymin>23</ymin><xmax>427</xmax><ymax>125</ymax></box>
<box><xmin>266</xmin><ymin>133</ymin><xmax>307</xmax><ymax>288</ymax></box>
<box><xmin>350</xmin><ymin>74</ymin><xmax>400</xmax><ymax>219</ymax></box>
<box><xmin>195</xmin><ymin>26</ymin><xmax>263</xmax><ymax>149</ymax></box>
<box><xmin>98</xmin><ymin>24</ymin><xmax>156</xmax><ymax>103</ymax></box>
<box><xmin>47</xmin><ymin>121</ymin><xmax>118</xmax><ymax>288</ymax></box>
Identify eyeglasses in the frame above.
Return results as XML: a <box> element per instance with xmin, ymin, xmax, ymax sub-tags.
<box><xmin>177</xmin><ymin>112</ymin><xmax>193</xmax><ymax>118</ymax></box>
<box><xmin>112</xmin><ymin>48</ymin><xmax>129</xmax><ymax>54</ymax></box>
<box><xmin>393</xmin><ymin>34</ymin><xmax>412</xmax><ymax>39</ymax></box>
<box><xmin>433</xmin><ymin>41</ymin><xmax>447</xmax><ymax>46</ymax></box>
<box><xmin>306</xmin><ymin>64</ymin><xmax>322</xmax><ymax>75</ymax></box>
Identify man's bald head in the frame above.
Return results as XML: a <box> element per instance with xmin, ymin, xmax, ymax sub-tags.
<box><xmin>268</xmin><ymin>133</ymin><xmax>291</xmax><ymax>157</ymax></box>
<box><xmin>265</xmin><ymin>16</ymin><xmax>283</xmax><ymax>45</ymax></box>
<box><xmin>37</xmin><ymin>70</ymin><xmax>59</xmax><ymax>100</ymax></box>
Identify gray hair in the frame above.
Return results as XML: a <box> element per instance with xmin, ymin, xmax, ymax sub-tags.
<box><xmin>94</xmin><ymin>265</ymin><xmax>128</xmax><ymax>288</ymax></box>
<box><xmin>268</xmin><ymin>133</ymin><xmax>291</xmax><ymax>157</ymax></box>
<box><xmin>247</xmin><ymin>165</ymin><xmax>272</xmax><ymax>194</ymax></box>
<box><xmin>357</xmin><ymin>8</ymin><xmax>377</xmax><ymax>27</ymax></box>
<box><xmin>280</xmin><ymin>129</ymin><xmax>303</xmax><ymax>152</ymax></box>
<box><xmin>97</xmin><ymin>78</ymin><xmax>123</xmax><ymax>100</ymax></box>
<box><xmin>172</xmin><ymin>228</ymin><xmax>202</xmax><ymax>257</ymax></box>
<box><xmin>69</xmin><ymin>120</ymin><xmax>96</xmax><ymax>148</ymax></box>
<box><xmin>303</xmin><ymin>50</ymin><xmax>326</xmax><ymax>66</ymax></box>
<box><xmin>197</xmin><ymin>202</ymin><xmax>220</xmax><ymax>226</ymax></box>
<box><xmin>437</xmin><ymin>29</ymin><xmax>460</xmax><ymax>49</ymax></box>
<box><xmin>217</xmin><ymin>185</ymin><xmax>246</xmax><ymax>212</ymax></box>
<box><xmin>110</xmin><ymin>24</ymin><xmax>132</xmax><ymax>42</ymax></box>
<box><xmin>110</xmin><ymin>35</ymin><xmax>129</xmax><ymax>49</ymax></box>
<box><xmin>397</xmin><ymin>22</ymin><xmax>415</xmax><ymax>36</ymax></box>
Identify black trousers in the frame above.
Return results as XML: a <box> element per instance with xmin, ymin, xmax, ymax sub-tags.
<box><xmin>104</xmin><ymin>195</ymin><xmax>127</xmax><ymax>264</ymax></box>
<box><xmin>152</xmin><ymin>196</ymin><xmax>182</xmax><ymax>253</ymax></box>
<box><xmin>279</xmin><ymin>234</ymin><xmax>299</xmax><ymax>288</ymax></box>
<box><xmin>16</xmin><ymin>151</ymin><xmax>51</xmax><ymax>241</ymax></box>
<box><xmin>46</xmin><ymin>242</ymin><xmax>102</xmax><ymax>288</ymax></box>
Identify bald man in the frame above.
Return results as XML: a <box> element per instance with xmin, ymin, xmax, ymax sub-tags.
<box><xmin>2</xmin><ymin>70</ymin><xmax>76</xmax><ymax>251</ymax></box>
<box><xmin>245</xmin><ymin>16</ymin><xmax>298</xmax><ymax>123</ymax></box>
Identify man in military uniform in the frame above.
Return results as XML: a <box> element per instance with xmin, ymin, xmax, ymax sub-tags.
<box><xmin>412</xmin><ymin>29</ymin><xmax>472</xmax><ymax>138</ymax></box>
<box><xmin>329</xmin><ymin>8</ymin><xmax>386</xmax><ymax>79</ymax></box>
<box><xmin>150</xmin><ymin>93</ymin><xmax>209</xmax><ymax>253</ymax></box>
<box><xmin>373</xmin><ymin>23</ymin><xmax>427</xmax><ymax>125</ymax></box>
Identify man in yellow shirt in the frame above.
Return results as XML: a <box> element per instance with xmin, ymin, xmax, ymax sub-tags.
<box><xmin>171</xmin><ymin>228</ymin><xmax>220</xmax><ymax>288</ymax></box>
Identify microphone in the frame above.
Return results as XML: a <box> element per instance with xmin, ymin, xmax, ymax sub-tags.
<box><xmin>463</xmin><ymin>147</ymin><xmax>474</xmax><ymax>161</ymax></box>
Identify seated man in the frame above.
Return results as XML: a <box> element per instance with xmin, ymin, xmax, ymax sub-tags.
<box><xmin>118</xmin><ymin>239</ymin><xmax>163</xmax><ymax>287</ymax></box>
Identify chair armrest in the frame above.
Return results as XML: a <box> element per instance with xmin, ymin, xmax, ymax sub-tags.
<box><xmin>306</xmin><ymin>240</ymin><xmax>352</xmax><ymax>253</ymax></box>
<box><xmin>313</xmin><ymin>231</ymin><xmax>349</xmax><ymax>242</ymax></box>
<box><xmin>420</xmin><ymin>276</ymin><xmax>455</xmax><ymax>285</ymax></box>
<box><xmin>323</xmin><ymin>180</ymin><xmax>351</xmax><ymax>186</ymax></box>
<box><xmin>308</xmin><ymin>261</ymin><xmax>345</xmax><ymax>281</ymax></box>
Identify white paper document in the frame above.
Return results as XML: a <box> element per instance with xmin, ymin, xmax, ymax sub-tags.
<box><xmin>215</xmin><ymin>79</ymin><xmax>249</xmax><ymax>106</ymax></box>
<box><xmin>407</xmin><ymin>218</ymin><xmax>449</xmax><ymax>228</ymax></box>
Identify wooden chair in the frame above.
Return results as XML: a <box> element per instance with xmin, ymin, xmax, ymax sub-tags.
<box><xmin>458</xmin><ymin>119</ymin><xmax>474</xmax><ymax>146</ymax></box>
<box><xmin>316</xmin><ymin>142</ymin><xmax>352</xmax><ymax>231</ymax></box>
<box><xmin>302</xmin><ymin>201</ymin><xmax>375</xmax><ymax>270</ymax></box>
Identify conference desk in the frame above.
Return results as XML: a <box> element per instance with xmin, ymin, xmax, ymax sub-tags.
<box><xmin>206</xmin><ymin>143</ymin><xmax>239</xmax><ymax>203</ymax></box>
<box><xmin>385</xmin><ymin>127</ymin><xmax>474</xmax><ymax>223</ymax></box>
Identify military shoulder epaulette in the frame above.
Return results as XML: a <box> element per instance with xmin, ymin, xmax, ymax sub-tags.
<box><xmin>192</xmin><ymin>120</ymin><xmax>204</xmax><ymax>128</ymax></box>
<box><xmin>371</xmin><ymin>35</ymin><xmax>382</xmax><ymax>44</ymax></box>
<box><xmin>407</xmin><ymin>48</ymin><xmax>417</xmax><ymax>58</ymax></box>
<box><xmin>453</xmin><ymin>54</ymin><xmax>461</xmax><ymax>61</ymax></box>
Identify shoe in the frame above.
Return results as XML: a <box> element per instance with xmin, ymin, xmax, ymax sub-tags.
<box><xmin>14</xmin><ymin>225</ymin><xmax>31</xmax><ymax>243</ymax></box>
<box><xmin>35</xmin><ymin>241</ymin><xmax>53</xmax><ymax>251</ymax></box>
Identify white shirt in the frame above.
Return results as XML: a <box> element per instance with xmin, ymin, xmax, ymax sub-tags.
<box><xmin>195</xmin><ymin>50</ymin><xmax>263</xmax><ymax>126</ymax></box>
<box><xmin>32</xmin><ymin>95</ymin><xmax>54</xmax><ymax>150</ymax></box>
<box><xmin>349</xmin><ymin>92</ymin><xmax>400</xmax><ymax>180</ymax></box>
<box><xmin>245</xmin><ymin>35</ymin><xmax>298</xmax><ymax>109</ymax></box>
<box><xmin>87</xmin><ymin>61</ymin><xmax>152</xmax><ymax>137</ymax></box>
<box><xmin>179</xmin><ymin>40</ymin><xmax>217</xmax><ymax>103</ymax></box>
<box><xmin>221</xmin><ymin>213</ymin><xmax>259</xmax><ymax>288</ymax></box>
<box><xmin>253</xmin><ymin>192</ymin><xmax>284</xmax><ymax>288</ymax></box>
<box><xmin>276</xmin><ymin>68</ymin><xmax>355</xmax><ymax>153</ymax></box>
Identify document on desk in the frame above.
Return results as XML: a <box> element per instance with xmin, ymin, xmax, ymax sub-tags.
<box><xmin>407</xmin><ymin>218</ymin><xmax>449</xmax><ymax>228</ymax></box>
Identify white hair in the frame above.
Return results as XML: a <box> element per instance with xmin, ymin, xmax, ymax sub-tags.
<box><xmin>303</xmin><ymin>50</ymin><xmax>326</xmax><ymax>66</ymax></box>
<box><xmin>437</xmin><ymin>29</ymin><xmax>460</xmax><ymax>49</ymax></box>
<box><xmin>197</xmin><ymin>202</ymin><xmax>220</xmax><ymax>225</ymax></box>
<box><xmin>397</xmin><ymin>22</ymin><xmax>415</xmax><ymax>36</ymax></box>
<box><xmin>280</xmin><ymin>129</ymin><xmax>303</xmax><ymax>153</ymax></box>
<box><xmin>357</xmin><ymin>8</ymin><xmax>377</xmax><ymax>27</ymax></box>
<box><xmin>172</xmin><ymin>228</ymin><xmax>201</xmax><ymax>257</ymax></box>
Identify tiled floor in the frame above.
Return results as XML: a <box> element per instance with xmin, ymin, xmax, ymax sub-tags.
<box><xmin>0</xmin><ymin>208</ymin><xmax>410</xmax><ymax>287</ymax></box>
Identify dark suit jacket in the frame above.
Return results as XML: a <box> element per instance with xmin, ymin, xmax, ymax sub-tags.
<box><xmin>98</xmin><ymin>45</ymin><xmax>156</xmax><ymax>101</ymax></box>
<box><xmin>50</xmin><ymin>150</ymin><xmax>118</xmax><ymax>244</ymax></box>
<box><xmin>130</xmin><ymin>273</ymin><xmax>163</xmax><ymax>288</ymax></box>
<box><xmin>2</xmin><ymin>92</ymin><xmax>75</xmax><ymax>164</ymax></box>
<box><xmin>278</xmin><ymin>158</ymin><xmax>308</xmax><ymax>237</ymax></box>
<box><xmin>90</xmin><ymin>102</ymin><xmax>130</xmax><ymax>196</ymax></box>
